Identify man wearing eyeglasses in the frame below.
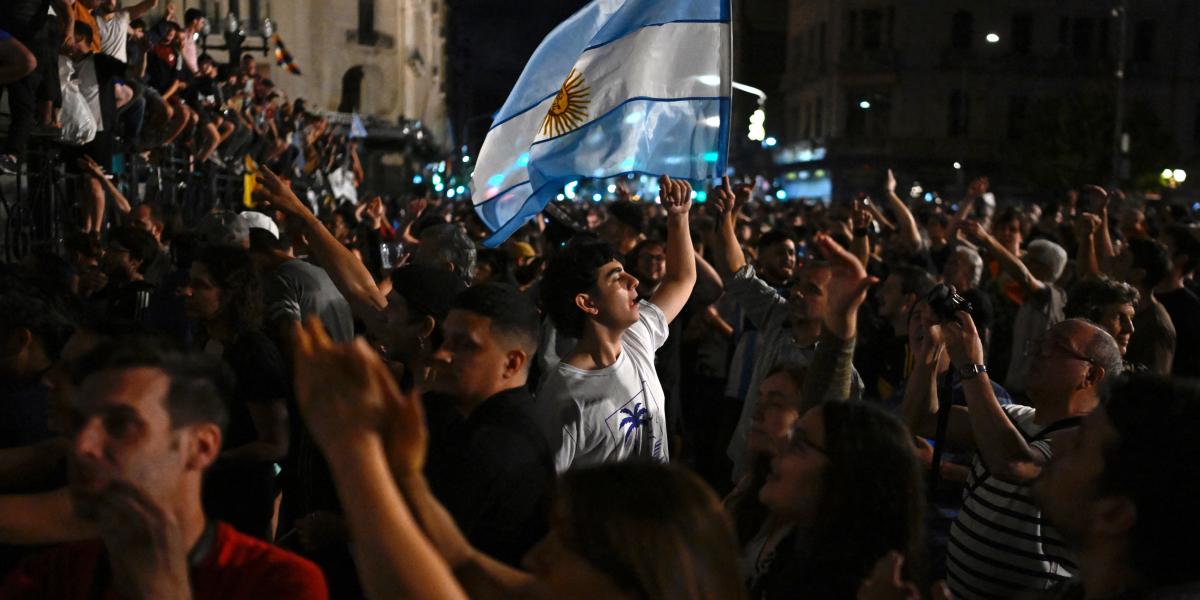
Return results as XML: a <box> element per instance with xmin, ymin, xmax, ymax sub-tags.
<box><xmin>902</xmin><ymin>314</ymin><xmax>1123</xmax><ymax>600</ymax></box>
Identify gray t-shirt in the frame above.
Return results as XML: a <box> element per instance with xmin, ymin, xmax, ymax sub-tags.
<box><xmin>263</xmin><ymin>259</ymin><xmax>355</xmax><ymax>343</ymax></box>
<box><xmin>536</xmin><ymin>300</ymin><xmax>671</xmax><ymax>472</ymax></box>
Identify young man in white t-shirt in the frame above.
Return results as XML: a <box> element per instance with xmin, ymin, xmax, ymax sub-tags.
<box><xmin>536</xmin><ymin>175</ymin><xmax>696</xmax><ymax>472</ymax></box>
<box><xmin>93</xmin><ymin>0</ymin><xmax>158</xmax><ymax>63</ymax></box>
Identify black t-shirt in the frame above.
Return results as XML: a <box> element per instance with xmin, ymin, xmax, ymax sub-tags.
<box><xmin>423</xmin><ymin>387</ymin><xmax>554</xmax><ymax>566</ymax></box>
<box><xmin>91</xmin><ymin>279</ymin><xmax>156</xmax><ymax>322</ymax></box>
<box><xmin>186</xmin><ymin>75</ymin><xmax>223</xmax><ymax>113</ymax></box>
<box><xmin>1157</xmin><ymin>288</ymin><xmax>1200</xmax><ymax>378</ymax></box>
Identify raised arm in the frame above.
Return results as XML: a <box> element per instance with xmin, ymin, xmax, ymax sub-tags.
<box><xmin>1082</xmin><ymin>185</ymin><xmax>1117</xmax><ymax>260</ymax></box>
<box><xmin>881</xmin><ymin>169</ymin><xmax>921</xmax><ymax>248</ymax></box>
<box><xmin>1074</xmin><ymin>213</ymin><xmax>1102</xmax><ymax>277</ymax></box>
<box><xmin>256</xmin><ymin>167</ymin><xmax>390</xmax><ymax>332</ymax></box>
<box><xmin>850</xmin><ymin>199</ymin><xmax>872</xmax><ymax>267</ymax></box>
<box><xmin>964</xmin><ymin>221</ymin><xmax>1046</xmax><ymax>294</ymax></box>
<box><xmin>943</xmin><ymin>312</ymin><xmax>1045</xmax><ymax>483</ymax></box>
<box><xmin>126</xmin><ymin>0</ymin><xmax>160</xmax><ymax>20</ymax></box>
<box><xmin>648</xmin><ymin>175</ymin><xmax>696</xmax><ymax>324</ymax></box>
<box><xmin>899</xmin><ymin>303</ymin><xmax>975</xmax><ymax>450</ymax></box>
<box><xmin>293</xmin><ymin>320</ymin><xmax>470</xmax><ymax>600</ymax></box>
<box><xmin>78</xmin><ymin>156</ymin><xmax>131</xmax><ymax>214</ymax></box>
<box><xmin>797</xmin><ymin>234</ymin><xmax>874</xmax><ymax>412</ymax></box>
<box><xmin>710</xmin><ymin>177</ymin><xmax>749</xmax><ymax>277</ymax></box>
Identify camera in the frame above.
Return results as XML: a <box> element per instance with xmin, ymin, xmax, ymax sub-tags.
<box><xmin>925</xmin><ymin>283</ymin><xmax>972</xmax><ymax>322</ymax></box>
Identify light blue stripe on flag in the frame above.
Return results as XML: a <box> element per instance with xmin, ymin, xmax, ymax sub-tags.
<box><xmin>472</xmin><ymin>0</ymin><xmax>732</xmax><ymax>247</ymax></box>
<box><xmin>490</xmin><ymin>0</ymin><xmax>729</xmax><ymax>128</ymax></box>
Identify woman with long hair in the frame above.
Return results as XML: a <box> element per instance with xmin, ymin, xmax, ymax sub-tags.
<box><xmin>291</xmin><ymin>317</ymin><xmax>747</xmax><ymax>600</ymax></box>
<box><xmin>753</xmin><ymin>400</ymin><xmax>926</xmax><ymax>599</ymax></box>
<box><xmin>180</xmin><ymin>244</ymin><xmax>290</xmax><ymax>539</ymax></box>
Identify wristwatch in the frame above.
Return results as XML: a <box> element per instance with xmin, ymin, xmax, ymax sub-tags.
<box><xmin>959</xmin><ymin>363</ymin><xmax>988</xmax><ymax>380</ymax></box>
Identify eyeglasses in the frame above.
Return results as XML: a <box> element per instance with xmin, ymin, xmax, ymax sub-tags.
<box><xmin>1027</xmin><ymin>332</ymin><xmax>1094</xmax><ymax>364</ymax></box>
<box><xmin>783</xmin><ymin>427</ymin><xmax>827</xmax><ymax>456</ymax></box>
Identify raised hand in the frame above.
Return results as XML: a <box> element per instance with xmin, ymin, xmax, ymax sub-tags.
<box><xmin>941</xmin><ymin>311</ymin><xmax>985</xmax><ymax>369</ymax></box>
<box><xmin>852</xmin><ymin>198</ymin><xmax>873</xmax><ymax>231</ymax></box>
<box><xmin>94</xmin><ymin>479</ymin><xmax>191</xmax><ymax>599</ymax></box>
<box><xmin>962</xmin><ymin>220</ymin><xmax>990</xmax><ymax>245</ymax></box>
<box><xmin>812</xmin><ymin>232</ymin><xmax>878</xmax><ymax>340</ymax></box>
<box><xmin>886</xmin><ymin>168</ymin><xmax>897</xmax><ymax>194</ymax></box>
<box><xmin>292</xmin><ymin>317</ymin><xmax>392</xmax><ymax>451</ymax></box>
<box><xmin>407</xmin><ymin>198</ymin><xmax>429</xmax><ymax>221</ymax></box>
<box><xmin>1074</xmin><ymin>213</ymin><xmax>1102</xmax><ymax>241</ymax></box>
<box><xmin>1079</xmin><ymin>184</ymin><xmax>1109</xmax><ymax>215</ymax></box>
<box><xmin>254</xmin><ymin>165</ymin><xmax>308</xmax><ymax>218</ymax></box>
<box><xmin>658</xmin><ymin>174</ymin><xmax>692</xmax><ymax>216</ymax></box>
<box><xmin>907</xmin><ymin>301</ymin><xmax>945</xmax><ymax>366</ymax></box>
<box><xmin>967</xmin><ymin>177</ymin><xmax>990</xmax><ymax>199</ymax></box>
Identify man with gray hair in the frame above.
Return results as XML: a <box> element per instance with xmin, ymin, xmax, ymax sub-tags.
<box><xmin>415</xmin><ymin>223</ymin><xmax>477</xmax><ymax>287</ymax></box>
<box><xmin>944</xmin><ymin>245</ymin><xmax>994</xmax><ymax>354</ymax></box>
<box><xmin>965</xmin><ymin>222</ymin><xmax>1067</xmax><ymax>393</ymax></box>
<box><xmin>901</xmin><ymin>313</ymin><xmax>1123</xmax><ymax>599</ymax></box>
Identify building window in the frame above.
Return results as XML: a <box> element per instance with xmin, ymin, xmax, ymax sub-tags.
<box><xmin>1008</xmin><ymin>95</ymin><xmax>1028</xmax><ymax>140</ymax></box>
<box><xmin>1133</xmin><ymin>20</ymin><xmax>1155</xmax><ymax>62</ymax></box>
<box><xmin>1012</xmin><ymin>13</ymin><xmax>1033</xmax><ymax>55</ymax></box>
<box><xmin>847</xmin><ymin>10</ymin><xmax>859</xmax><ymax>50</ymax></box>
<box><xmin>862</xmin><ymin>9</ymin><xmax>883</xmax><ymax>50</ymax></box>
<box><xmin>358</xmin><ymin>0</ymin><xmax>377</xmax><ymax>45</ymax></box>
<box><xmin>952</xmin><ymin>11</ymin><xmax>975</xmax><ymax>52</ymax></box>
<box><xmin>339</xmin><ymin>66</ymin><xmax>365</xmax><ymax>113</ymax></box>
<box><xmin>949</xmin><ymin>90</ymin><xmax>970</xmax><ymax>136</ymax></box>
<box><xmin>818</xmin><ymin>22</ymin><xmax>827</xmax><ymax>62</ymax></box>
<box><xmin>1071</xmin><ymin>18</ymin><xmax>1094</xmax><ymax>58</ymax></box>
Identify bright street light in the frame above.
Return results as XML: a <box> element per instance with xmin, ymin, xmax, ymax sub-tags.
<box><xmin>1173</xmin><ymin>169</ymin><xmax>1187</xmax><ymax>183</ymax></box>
<box><xmin>953</xmin><ymin>161</ymin><xmax>963</xmax><ymax>170</ymax></box>
<box><xmin>859</xmin><ymin>100</ymin><xmax>871</xmax><ymax>109</ymax></box>
<box><xmin>985</xmin><ymin>33</ymin><xmax>1000</xmax><ymax>43</ymax></box>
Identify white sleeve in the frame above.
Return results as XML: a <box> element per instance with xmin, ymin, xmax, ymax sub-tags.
<box><xmin>624</xmin><ymin>300</ymin><xmax>670</xmax><ymax>352</ymax></box>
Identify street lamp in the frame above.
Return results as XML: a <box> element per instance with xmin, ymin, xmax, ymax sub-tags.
<box><xmin>1161</xmin><ymin>168</ymin><xmax>1187</xmax><ymax>188</ymax></box>
<box><xmin>985</xmin><ymin>32</ymin><xmax>1000</xmax><ymax>44</ymax></box>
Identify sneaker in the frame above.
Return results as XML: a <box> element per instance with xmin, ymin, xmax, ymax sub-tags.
<box><xmin>0</xmin><ymin>154</ymin><xmax>17</xmax><ymax>176</ymax></box>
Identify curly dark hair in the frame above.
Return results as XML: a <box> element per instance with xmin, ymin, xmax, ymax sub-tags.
<box><xmin>540</xmin><ymin>234</ymin><xmax>618</xmax><ymax>339</ymax></box>
<box><xmin>1065</xmin><ymin>276</ymin><xmax>1140</xmax><ymax>324</ymax></box>
<box><xmin>194</xmin><ymin>245</ymin><xmax>263</xmax><ymax>333</ymax></box>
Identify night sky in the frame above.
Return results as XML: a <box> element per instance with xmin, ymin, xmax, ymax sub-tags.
<box><xmin>447</xmin><ymin>0</ymin><xmax>591</xmax><ymax>151</ymax></box>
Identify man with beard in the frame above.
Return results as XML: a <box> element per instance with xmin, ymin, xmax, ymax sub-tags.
<box><xmin>711</xmin><ymin>179</ymin><xmax>865</xmax><ymax>477</ymax></box>
<box><xmin>0</xmin><ymin>339</ymin><xmax>325</xmax><ymax>599</ymax></box>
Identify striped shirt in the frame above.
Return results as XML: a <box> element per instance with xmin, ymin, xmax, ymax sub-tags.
<box><xmin>947</xmin><ymin>404</ymin><xmax>1077</xmax><ymax>599</ymax></box>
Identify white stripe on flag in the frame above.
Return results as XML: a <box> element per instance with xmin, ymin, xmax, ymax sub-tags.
<box><xmin>533</xmin><ymin>22</ymin><xmax>729</xmax><ymax>144</ymax></box>
<box><xmin>471</xmin><ymin>96</ymin><xmax>552</xmax><ymax>204</ymax></box>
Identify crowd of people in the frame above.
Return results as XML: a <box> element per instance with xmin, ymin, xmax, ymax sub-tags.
<box><xmin>3</xmin><ymin>4</ymin><xmax>1200</xmax><ymax>600</ymax></box>
<box><xmin>1</xmin><ymin>0</ymin><xmax>365</xmax><ymax>234</ymax></box>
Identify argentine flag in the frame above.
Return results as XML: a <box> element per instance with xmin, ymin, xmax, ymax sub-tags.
<box><xmin>471</xmin><ymin>0</ymin><xmax>732</xmax><ymax>246</ymax></box>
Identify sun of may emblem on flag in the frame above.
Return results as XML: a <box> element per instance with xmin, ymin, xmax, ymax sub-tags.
<box><xmin>541</xmin><ymin>68</ymin><xmax>590</xmax><ymax>137</ymax></box>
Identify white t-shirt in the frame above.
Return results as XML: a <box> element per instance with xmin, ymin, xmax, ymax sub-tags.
<box><xmin>536</xmin><ymin>300</ymin><xmax>671</xmax><ymax>473</ymax></box>
<box><xmin>95</xmin><ymin>10</ymin><xmax>131</xmax><ymax>64</ymax></box>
